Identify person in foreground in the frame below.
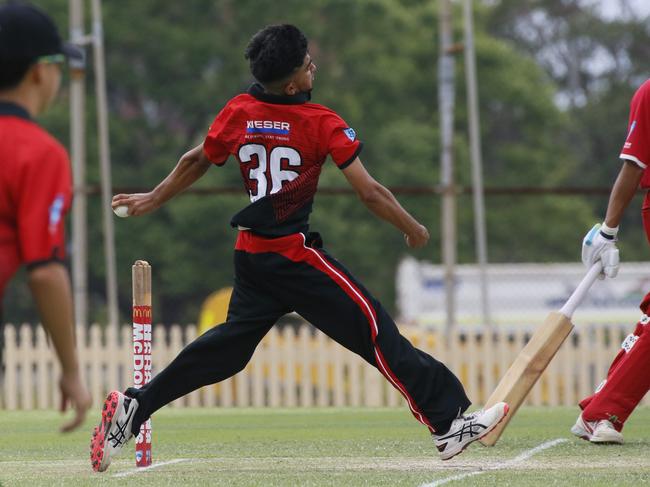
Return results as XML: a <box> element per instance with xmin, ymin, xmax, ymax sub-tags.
<box><xmin>90</xmin><ymin>24</ymin><xmax>508</xmax><ymax>471</ymax></box>
<box><xmin>0</xmin><ymin>2</ymin><xmax>91</xmax><ymax>432</ymax></box>
<box><xmin>574</xmin><ymin>79</ymin><xmax>650</xmax><ymax>444</ymax></box>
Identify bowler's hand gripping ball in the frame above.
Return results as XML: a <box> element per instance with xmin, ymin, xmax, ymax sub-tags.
<box><xmin>113</xmin><ymin>205</ymin><xmax>129</xmax><ymax>218</ymax></box>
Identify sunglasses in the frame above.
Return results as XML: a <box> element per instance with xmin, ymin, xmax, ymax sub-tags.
<box><xmin>37</xmin><ymin>54</ymin><xmax>65</xmax><ymax>65</ymax></box>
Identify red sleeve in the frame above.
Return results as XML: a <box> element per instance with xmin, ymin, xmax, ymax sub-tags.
<box><xmin>204</xmin><ymin>104</ymin><xmax>235</xmax><ymax>166</ymax></box>
<box><xmin>620</xmin><ymin>81</ymin><xmax>650</xmax><ymax>169</ymax></box>
<box><xmin>17</xmin><ymin>143</ymin><xmax>72</xmax><ymax>266</ymax></box>
<box><xmin>323</xmin><ymin>112</ymin><xmax>363</xmax><ymax>169</ymax></box>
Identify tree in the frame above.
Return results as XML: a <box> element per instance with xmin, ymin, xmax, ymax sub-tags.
<box><xmin>486</xmin><ymin>0</ymin><xmax>650</xmax><ymax>260</ymax></box>
<box><xmin>4</xmin><ymin>0</ymin><xmax>601</xmax><ymax>324</ymax></box>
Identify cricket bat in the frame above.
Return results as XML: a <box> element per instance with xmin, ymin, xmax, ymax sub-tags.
<box><xmin>480</xmin><ymin>262</ymin><xmax>603</xmax><ymax>446</ymax></box>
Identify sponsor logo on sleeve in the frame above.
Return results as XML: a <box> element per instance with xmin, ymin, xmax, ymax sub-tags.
<box><xmin>343</xmin><ymin>127</ymin><xmax>356</xmax><ymax>142</ymax></box>
<box><xmin>624</xmin><ymin>120</ymin><xmax>636</xmax><ymax>149</ymax></box>
<box><xmin>48</xmin><ymin>194</ymin><xmax>65</xmax><ymax>234</ymax></box>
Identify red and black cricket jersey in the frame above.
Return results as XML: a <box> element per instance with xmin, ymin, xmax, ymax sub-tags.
<box><xmin>0</xmin><ymin>102</ymin><xmax>72</xmax><ymax>299</ymax></box>
<box><xmin>620</xmin><ymin>79</ymin><xmax>650</xmax><ymax>188</ymax></box>
<box><xmin>204</xmin><ymin>83</ymin><xmax>362</xmax><ymax>236</ymax></box>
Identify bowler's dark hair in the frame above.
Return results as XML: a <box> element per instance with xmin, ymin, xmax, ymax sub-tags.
<box><xmin>0</xmin><ymin>60</ymin><xmax>32</xmax><ymax>90</ymax></box>
<box><xmin>245</xmin><ymin>24</ymin><xmax>307</xmax><ymax>85</ymax></box>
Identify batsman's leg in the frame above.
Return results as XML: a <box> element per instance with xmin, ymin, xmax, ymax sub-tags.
<box><xmin>576</xmin><ymin>292</ymin><xmax>650</xmax><ymax>437</ymax></box>
<box><xmin>579</xmin><ymin>318</ymin><xmax>650</xmax><ymax>432</ymax></box>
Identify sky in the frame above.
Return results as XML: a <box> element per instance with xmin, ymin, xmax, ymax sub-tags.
<box><xmin>595</xmin><ymin>0</ymin><xmax>650</xmax><ymax>19</ymax></box>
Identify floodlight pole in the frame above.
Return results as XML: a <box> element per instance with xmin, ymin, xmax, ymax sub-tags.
<box><xmin>91</xmin><ymin>0</ymin><xmax>119</xmax><ymax>331</ymax></box>
<box><xmin>463</xmin><ymin>0</ymin><xmax>493</xmax><ymax>393</ymax></box>
<box><xmin>438</xmin><ymin>0</ymin><xmax>457</xmax><ymax>337</ymax></box>
<box><xmin>69</xmin><ymin>0</ymin><xmax>88</xmax><ymax>328</ymax></box>
<box><xmin>463</xmin><ymin>0</ymin><xmax>491</xmax><ymax>330</ymax></box>
<box><xmin>68</xmin><ymin>0</ymin><xmax>119</xmax><ymax>331</ymax></box>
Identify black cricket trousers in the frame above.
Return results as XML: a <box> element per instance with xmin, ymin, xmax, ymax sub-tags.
<box><xmin>127</xmin><ymin>231</ymin><xmax>470</xmax><ymax>435</ymax></box>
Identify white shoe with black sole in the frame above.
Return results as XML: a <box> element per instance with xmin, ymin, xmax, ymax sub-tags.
<box><xmin>433</xmin><ymin>402</ymin><xmax>509</xmax><ymax>460</ymax></box>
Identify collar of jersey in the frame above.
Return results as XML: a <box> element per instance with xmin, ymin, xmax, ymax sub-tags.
<box><xmin>0</xmin><ymin>101</ymin><xmax>32</xmax><ymax>121</ymax></box>
<box><xmin>248</xmin><ymin>83</ymin><xmax>311</xmax><ymax>105</ymax></box>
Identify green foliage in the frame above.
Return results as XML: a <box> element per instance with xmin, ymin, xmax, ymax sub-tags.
<box><xmin>6</xmin><ymin>0</ymin><xmax>644</xmax><ymax>324</ymax></box>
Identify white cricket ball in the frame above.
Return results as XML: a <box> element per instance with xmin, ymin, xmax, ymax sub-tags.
<box><xmin>113</xmin><ymin>205</ymin><xmax>130</xmax><ymax>218</ymax></box>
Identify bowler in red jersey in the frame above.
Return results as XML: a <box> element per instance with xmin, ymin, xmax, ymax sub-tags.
<box><xmin>91</xmin><ymin>24</ymin><xmax>507</xmax><ymax>472</ymax></box>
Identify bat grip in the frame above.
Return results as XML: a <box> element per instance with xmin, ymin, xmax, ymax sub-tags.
<box><xmin>559</xmin><ymin>262</ymin><xmax>603</xmax><ymax>319</ymax></box>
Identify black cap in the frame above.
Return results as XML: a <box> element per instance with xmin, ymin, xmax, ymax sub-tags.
<box><xmin>0</xmin><ymin>2</ymin><xmax>82</xmax><ymax>63</ymax></box>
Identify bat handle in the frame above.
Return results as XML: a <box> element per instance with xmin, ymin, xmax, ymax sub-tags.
<box><xmin>559</xmin><ymin>262</ymin><xmax>603</xmax><ymax>319</ymax></box>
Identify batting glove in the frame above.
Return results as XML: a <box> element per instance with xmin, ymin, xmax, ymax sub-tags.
<box><xmin>582</xmin><ymin>223</ymin><xmax>620</xmax><ymax>278</ymax></box>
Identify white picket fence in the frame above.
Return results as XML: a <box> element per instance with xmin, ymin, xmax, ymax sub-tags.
<box><xmin>1</xmin><ymin>322</ymin><xmax>647</xmax><ymax>410</ymax></box>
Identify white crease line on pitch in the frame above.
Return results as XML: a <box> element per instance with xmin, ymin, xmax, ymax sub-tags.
<box><xmin>420</xmin><ymin>438</ymin><xmax>569</xmax><ymax>487</ymax></box>
<box><xmin>112</xmin><ymin>458</ymin><xmax>189</xmax><ymax>477</ymax></box>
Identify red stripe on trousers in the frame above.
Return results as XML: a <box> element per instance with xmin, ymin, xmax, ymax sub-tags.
<box><xmin>235</xmin><ymin>231</ymin><xmax>435</xmax><ymax>432</ymax></box>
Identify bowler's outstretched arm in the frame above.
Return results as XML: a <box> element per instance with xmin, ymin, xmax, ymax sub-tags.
<box><xmin>111</xmin><ymin>143</ymin><xmax>212</xmax><ymax>216</ymax></box>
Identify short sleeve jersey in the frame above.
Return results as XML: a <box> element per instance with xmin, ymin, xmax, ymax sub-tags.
<box><xmin>620</xmin><ymin>79</ymin><xmax>650</xmax><ymax>188</ymax></box>
<box><xmin>204</xmin><ymin>83</ymin><xmax>362</xmax><ymax>236</ymax></box>
<box><xmin>0</xmin><ymin>102</ymin><xmax>72</xmax><ymax>299</ymax></box>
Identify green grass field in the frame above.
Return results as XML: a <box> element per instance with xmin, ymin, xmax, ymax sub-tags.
<box><xmin>1</xmin><ymin>406</ymin><xmax>649</xmax><ymax>486</ymax></box>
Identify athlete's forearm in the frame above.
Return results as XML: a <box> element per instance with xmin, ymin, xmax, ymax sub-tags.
<box><xmin>151</xmin><ymin>144</ymin><xmax>212</xmax><ymax>206</ymax></box>
<box><xmin>360</xmin><ymin>183</ymin><xmax>423</xmax><ymax>235</ymax></box>
<box><xmin>604</xmin><ymin>161</ymin><xmax>644</xmax><ymax>228</ymax></box>
<box><xmin>28</xmin><ymin>263</ymin><xmax>79</xmax><ymax>375</ymax></box>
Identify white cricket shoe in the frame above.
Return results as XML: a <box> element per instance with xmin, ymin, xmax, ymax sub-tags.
<box><xmin>433</xmin><ymin>402</ymin><xmax>509</xmax><ymax>460</ymax></box>
<box><xmin>90</xmin><ymin>391</ymin><xmax>139</xmax><ymax>472</ymax></box>
<box><xmin>571</xmin><ymin>414</ymin><xmax>624</xmax><ymax>444</ymax></box>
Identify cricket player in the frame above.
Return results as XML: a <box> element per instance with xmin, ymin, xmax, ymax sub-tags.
<box><xmin>0</xmin><ymin>2</ymin><xmax>91</xmax><ymax>432</ymax></box>
<box><xmin>575</xmin><ymin>78</ymin><xmax>650</xmax><ymax>444</ymax></box>
<box><xmin>90</xmin><ymin>25</ymin><xmax>507</xmax><ymax>471</ymax></box>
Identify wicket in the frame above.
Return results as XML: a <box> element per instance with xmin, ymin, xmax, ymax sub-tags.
<box><xmin>132</xmin><ymin>260</ymin><xmax>152</xmax><ymax>467</ymax></box>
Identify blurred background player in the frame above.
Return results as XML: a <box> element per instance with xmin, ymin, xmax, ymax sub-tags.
<box><xmin>0</xmin><ymin>2</ymin><xmax>91</xmax><ymax>432</ymax></box>
<box><xmin>576</xmin><ymin>78</ymin><xmax>650</xmax><ymax>444</ymax></box>
<box><xmin>90</xmin><ymin>24</ymin><xmax>507</xmax><ymax>472</ymax></box>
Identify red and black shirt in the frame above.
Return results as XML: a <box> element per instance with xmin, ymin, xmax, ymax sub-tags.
<box><xmin>0</xmin><ymin>102</ymin><xmax>72</xmax><ymax>299</ymax></box>
<box><xmin>204</xmin><ymin>83</ymin><xmax>362</xmax><ymax>236</ymax></box>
